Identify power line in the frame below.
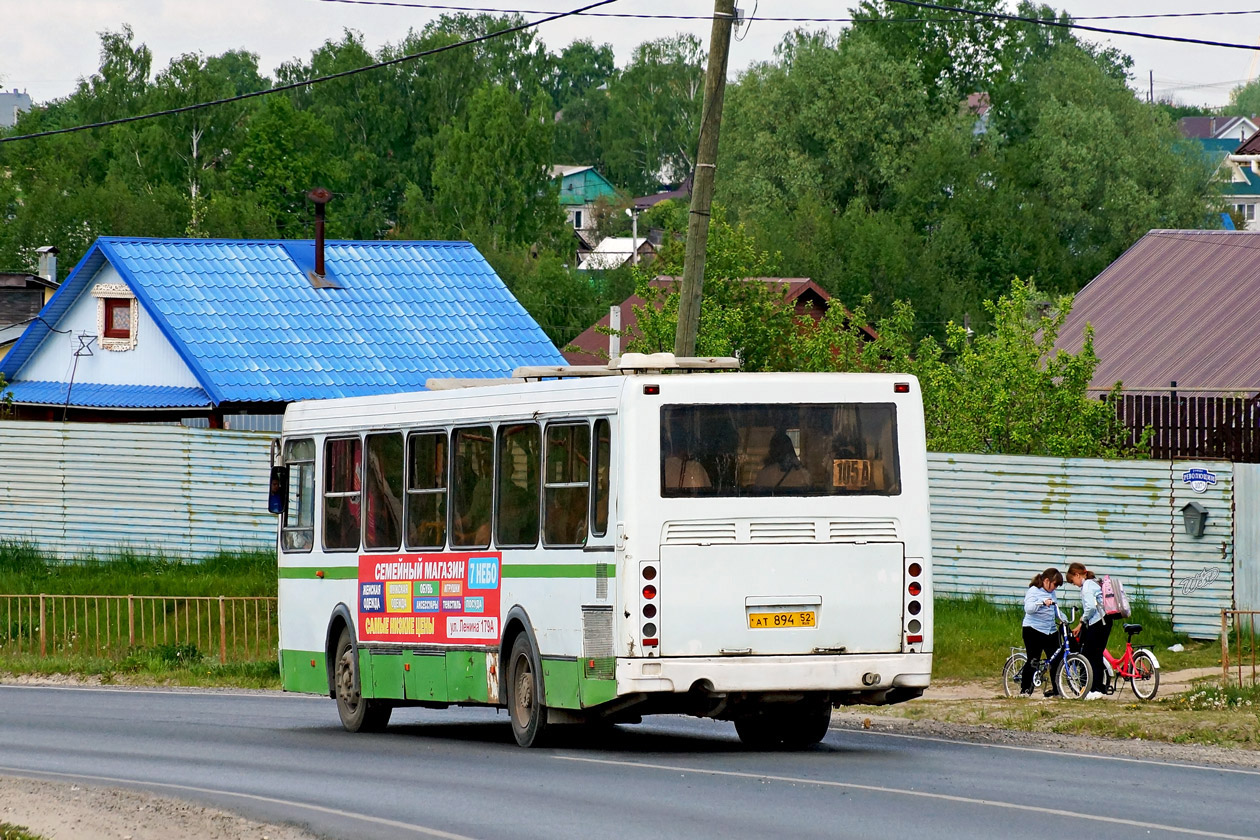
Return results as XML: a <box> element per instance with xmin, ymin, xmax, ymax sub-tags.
<box><xmin>310</xmin><ymin>0</ymin><xmax>1260</xmax><ymax>24</ymax></box>
<box><xmin>0</xmin><ymin>0</ymin><xmax>622</xmax><ymax>145</ymax></box>
<box><xmin>884</xmin><ymin>0</ymin><xmax>1260</xmax><ymax>51</ymax></box>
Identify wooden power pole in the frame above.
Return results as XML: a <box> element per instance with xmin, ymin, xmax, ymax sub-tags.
<box><xmin>674</xmin><ymin>0</ymin><xmax>736</xmax><ymax>358</ymax></box>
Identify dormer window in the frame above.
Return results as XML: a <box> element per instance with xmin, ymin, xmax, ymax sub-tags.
<box><xmin>91</xmin><ymin>283</ymin><xmax>138</xmax><ymax>351</ymax></box>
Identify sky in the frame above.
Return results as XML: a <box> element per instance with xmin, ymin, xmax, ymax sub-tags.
<box><xmin>3</xmin><ymin>1</ymin><xmax>1260</xmax><ymax>109</ymax></box>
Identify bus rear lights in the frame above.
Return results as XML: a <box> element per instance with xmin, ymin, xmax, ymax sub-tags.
<box><xmin>907</xmin><ymin>619</ymin><xmax>922</xmax><ymax>634</ymax></box>
<box><xmin>894</xmin><ymin>382</ymin><xmax>910</xmax><ymax>393</ymax></box>
<box><xmin>642</xmin><ymin>565</ymin><xmax>657</xmax><ymax>581</ymax></box>
<box><xmin>643</xmin><ymin>384</ymin><xmax>660</xmax><ymax>395</ymax></box>
<box><xmin>643</xmin><ymin>584</ymin><xmax>657</xmax><ymax>599</ymax></box>
<box><xmin>643</xmin><ymin>603</ymin><xmax>657</xmax><ymax>618</ymax></box>
<box><xmin>908</xmin><ymin>562</ymin><xmax>922</xmax><ymax>577</ymax></box>
<box><xmin>642</xmin><ymin>638</ymin><xmax>659</xmax><ymax>647</ymax></box>
<box><xmin>642</xmin><ymin>622</ymin><xmax>658</xmax><ymax>637</ymax></box>
<box><xmin>906</xmin><ymin>634</ymin><xmax>924</xmax><ymax>644</ymax></box>
<box><xmin>908</xmin><ymin>581</ymin><xmax>921</xmax><ymax>596</ymax></box>
<box><xmin>907</xmin><ymin>600</ymin><xmax>921</xmax><ymax>615</ymax></box>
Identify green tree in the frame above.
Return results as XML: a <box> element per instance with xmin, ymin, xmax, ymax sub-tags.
<box><xmin>403</xmin><ymin>83</ymin><xmax>562</xmax><ymax>251</ymax></box>
<box><xmin>1229</xmin><ymin>80</ymin><xmax>1260</xmax><ymax>118</ymax></box>
<box><xmin>602</xmin><ymin>35</ymin><xmax>705</xmax><ymax>195</ymax></box>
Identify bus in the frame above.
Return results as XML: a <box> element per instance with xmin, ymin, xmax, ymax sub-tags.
<box><xmin>270</xmin><ymin>353</ymin><xmax>932</xmax><ymax>748</ymax></box>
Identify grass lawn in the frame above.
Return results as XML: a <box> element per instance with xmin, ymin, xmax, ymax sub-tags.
<box><xmin>932</xmin><ymin>593</ymin><xmax>1221</xmax><ymax>682</ymax></box>
<box><xmin>0</xmin><ymin>824</ymin><xmax>45</xmax><ymax>840</ymax></box>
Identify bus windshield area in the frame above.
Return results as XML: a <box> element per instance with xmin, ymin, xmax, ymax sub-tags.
<box><xmin>661</xmin><ymin>403</ymin><xmax>900</xmax><ymax>497</ymax></box>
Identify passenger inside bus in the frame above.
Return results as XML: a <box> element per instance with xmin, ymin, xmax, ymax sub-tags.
<box><xmin>455</xmin><ymin>444</ymin><xmax>493</xmax><ymax>546</ymax></box>
<box><xmin>754</xmin><ymin>430</ymin><xmax>809</xmax><ymax>490</ymax></box>
<box><xmin>662</xmin><ymin>427</ymin><xmax>711</xmax><ymax>490</ymax></box>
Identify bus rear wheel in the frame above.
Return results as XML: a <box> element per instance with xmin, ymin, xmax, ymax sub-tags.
<box><xmin>334</xmin><ymin>627</ymin><xmax>392</xmax><ymax>733</ymax></box>
<box><xmin>735</xmin><ymin>700</ymin><xmax>832</xmax><ymax>749</ymax></box>
<box><xmin>507</xmin><ymin>634</ymin><xmax>549</xmax><ymax>747</ymax></box>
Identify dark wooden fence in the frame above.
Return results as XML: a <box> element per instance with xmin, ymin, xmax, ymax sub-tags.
<box><xmin>1116</xmin><ymin>394</ymin><xmax>1260</xmax><ymax>462</ymax></box>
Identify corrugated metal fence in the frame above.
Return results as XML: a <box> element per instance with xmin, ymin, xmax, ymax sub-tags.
<box><xmin>0</xmin><ymin>421</ymin><xmax>275</xmax><ymax>558</ymax></box>
<box><xmin>0</xmin><ymin>422</ymin><xmax>1248</xmax><ymax>639</ymax></box>
<box><xmin>929</xmin><ymin>453</ymin><xmax>1235</xmax><ymax>639</ymax></box>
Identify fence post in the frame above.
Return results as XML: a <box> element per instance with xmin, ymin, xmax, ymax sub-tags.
<box><xmin>219</xmin><ymin>596</ymin><xmax>227</xmax><ymax>665</ymax></box>
<box><xmin>128</xmin><ymin>595</ymin><xmax>135</xmax><ymax>648</ymax></box>
<box><xmin>1222</xmin><ymin>609</ymin><xmax>1230</xmax><ymax>687</ymax></box>
<box><xmin>39</xmin><ymin>594</ymin><xmax>46</xmax><ymax>658</ymax></box>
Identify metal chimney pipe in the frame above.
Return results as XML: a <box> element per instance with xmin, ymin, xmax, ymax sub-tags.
<box><xmin>35</xmin><ymin>245</ymin><xmax>59</xmax><ymax>283</ymax></box>
<box><xmin>307</xmin><ymin>187</ymin><xmax>332</xmax><ymax>278</ymax></box>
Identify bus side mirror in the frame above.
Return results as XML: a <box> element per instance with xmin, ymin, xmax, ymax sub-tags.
<box><xmin>268</xmin><ymin>465</ymin><xmax>289</xmax><ymax>515</ymax></box>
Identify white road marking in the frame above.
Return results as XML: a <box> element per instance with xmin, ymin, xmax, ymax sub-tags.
<box><xmin>832</xmin><ymin>725</ymin><xmax>1260</xmax><ymax>777</ymax></box>
<box><xmin>556</xmin><ymin>755</ymin><xmax>1259</xmax><ymax>840</ymax></box>
<box><xmin>0</xmin><ymin>766</ymin><xmax>477</xmax><ymax>840</ymax></box>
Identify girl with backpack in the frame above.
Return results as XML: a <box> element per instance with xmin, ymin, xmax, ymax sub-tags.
<box><xmin>1067</xmin><ymin>562</ymin><xmax>1113</xmax><ymax>699</ymax></box>
<box><xmin>1020</xmin><ymin>567</ymin><xmax>1064</xmax><ymax>696</ymax></box>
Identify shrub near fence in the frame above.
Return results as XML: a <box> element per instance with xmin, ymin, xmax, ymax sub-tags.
<box><xmin>1222</xmin><ymin>610</ymin><xmax>1260</xmax><ymax>688</ymax></box>
<box><xmin>0</xmin><ymin>594</ymin><xmax>277</xmax><ymax>664</ymax></box>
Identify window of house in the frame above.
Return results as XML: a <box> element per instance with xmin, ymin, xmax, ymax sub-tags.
<box><xmin>572</xmin><ymin>210</ymin><xmax>583</xmax><ymax>229</ymax></box>
<box><xmin>364</xmin><ymin>433</ymin><xmax>404</xmax><ymax>550</ymax></box>
<box><xmin>496</xmin><ymin>423</ymin><xmax>540</xmax><ymax>548</ymax></box>
<box><xmin>91</xmin><ymin>283</ymin><xmax>138</xmax><ymax>350</ymax></box>
<box><xmin>544</xmin><ymin>423</ymin><xmax>590</xmax><ymax>546</ymax></box>
<box><xmin>405</xmin><ymin>431</ymin><xmax>448</xmax><ymax>550</ymax></box>
<box><xmin>323</xmin><ymin>437</ymin><xmax>362</xmax><ymax>552</ymax></box>
<box><xmin>281</xmin><ymin>438</ymin><xmax>315</xmax><ymax>553</ymax></box>
<box><xmin>104</xmin><ymin>298</ymin><xmax>132</xmax><ymax>338</ymax></box>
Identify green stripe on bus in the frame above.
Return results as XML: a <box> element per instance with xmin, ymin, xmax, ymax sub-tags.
<box><xmin>278</xmin><ymin>567</ymin><xmax>358</xmax><ymax>580</ymax></box>
<box><xmin>501</xmin><ymin>564</ymin><xmax>613</xmax><ymax>579</ymax></box>
<box><xmin>279</xmin><ymin>563</ymin><xmax>614</xmax><ymax>580</ymax></box>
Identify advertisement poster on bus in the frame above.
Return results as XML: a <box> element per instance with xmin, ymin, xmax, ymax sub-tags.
<box><xmin>358</xmin><ymin>552</ymin><xmax>501</xmax><ymax>645</ymax></box>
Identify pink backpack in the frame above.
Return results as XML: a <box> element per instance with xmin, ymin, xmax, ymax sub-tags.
<box><xmin>1100</xmin><ymin>575</ymin><xmax>1131</xmax><ymax>619</ymax></box>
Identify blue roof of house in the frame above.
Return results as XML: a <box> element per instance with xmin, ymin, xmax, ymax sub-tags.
<box><xmin>2</xmin><ymin>381</ymin><xmax>212</xmax><ymax>409</ymax></box>
<box><xmin>0</xmin><ymin>237</ymin><xmax>565</xmax><ymax>406</ymax></box>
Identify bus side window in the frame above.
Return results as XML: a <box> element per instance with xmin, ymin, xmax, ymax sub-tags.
<box><xmin>281</xmin><ymin>438</ymin><xmax>315</xmax><ymax>552</ymax></box>
<box><xmin>451</xmin><ymin>426</ymin><xmax>494</xmax><ymax>549</ymax></box>
<box><xmin>405</xmin><ymin>431</ymin><xmax>448</xmax><ymax>550</ymax></box>
<box><xmin>544</xmin><ymin>423</ymin><xmax>590</xmax><ymax>547</ymax></box>
<box><xmin>364</xmin><ymin>432</ymin><xmax>404</xmax><ymax>550</ymax></box>
<box><xmin>323</xmin><ymin>437</ymin><xmax>362</xmax><ymax>552</ymax></box>
<box><xmin>591</xmin><ymin>419</ymin><xmax>611</xmax><ymax>537</ymax></box>
<box><xmin>496</xmin><ymin>423</ymin><xmax>540</xmax><ymax>547</ymax></box>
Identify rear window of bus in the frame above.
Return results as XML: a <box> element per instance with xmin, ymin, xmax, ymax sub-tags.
<box><xmin>660</xmin><ymin>404</ymin><xmax>900</xmax><ymax>497</ymax></box>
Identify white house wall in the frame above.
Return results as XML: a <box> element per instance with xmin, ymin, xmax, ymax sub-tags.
<box><xmin>17</xmin><ymin>263</ymin><xmax>203</xmax><ymax>388</ymax></box>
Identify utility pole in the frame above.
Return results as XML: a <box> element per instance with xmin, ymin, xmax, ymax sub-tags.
<box><xmin>674</xmin><ymin>0</ymin><xmax>736</xmax><ymax>358</ymax></box>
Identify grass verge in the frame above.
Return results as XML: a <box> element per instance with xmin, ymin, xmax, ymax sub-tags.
<box><xmin>0</xmin><ymin>824</ymin><xmax>45</xmax><ymax>840</ymax></box>
<box><xmin>0</xmin><ymin>541</ymin><xmax>276</xmax><ymax>597</ymax></box>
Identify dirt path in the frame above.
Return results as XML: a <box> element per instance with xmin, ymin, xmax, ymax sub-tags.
<box><xmin>0</xmin><ymin>776</ymin><xmax>322</xmax><ymax>840</ymax></box>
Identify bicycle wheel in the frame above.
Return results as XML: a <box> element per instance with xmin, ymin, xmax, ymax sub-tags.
<box><xmin>1002</xmin><ymin>653</ymin><xmax>1028</xmax><ymax>697</ymax></box>
<box><xmin>1055</xmin><ymin>653</ymin><xmax>1093</xmax><ymax>700</ymax></box>
<box><xmin>1130</xmin><ymin>649</ymin><xmax>1160</xmax><ymax>700</ymax></box>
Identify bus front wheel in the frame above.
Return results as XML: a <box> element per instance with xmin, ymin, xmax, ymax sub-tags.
<box><xmin>334</xmin><ymin>627</ymin><xmax>392</xmax><ymax>733</ymax></box>
<box><xmin>507</xmin><ymin>634</ymin><xmax>549</xmax><ymax>747</ymax></box>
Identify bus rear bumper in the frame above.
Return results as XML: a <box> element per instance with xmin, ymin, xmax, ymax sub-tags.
<box><xmin>615</xmin><ymin>653</ymin><xmax>931</xmax><ymax>696</ymax></box>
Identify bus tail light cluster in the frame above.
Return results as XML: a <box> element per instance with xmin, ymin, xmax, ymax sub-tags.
<box><xmin>905</xmin><ymin>560</ymin><xmax>924</xmax><ymax>646</ymax></box>
<box><xmin>641</xmin><ymin>562</ymin><xmax>659</xmax><ymax>651</ymax></box>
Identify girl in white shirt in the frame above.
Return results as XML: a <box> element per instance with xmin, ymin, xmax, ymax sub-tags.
<box><xmin>1067</xmin><ymin>562</ymin><xmax>1112</xmax><ymax>698</ymax></box>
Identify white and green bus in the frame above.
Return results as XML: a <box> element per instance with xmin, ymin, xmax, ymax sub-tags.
<box><xmin>271</xmin><ymin>354</ymin><xmax>932</xmax><ymax>748</ymax></box>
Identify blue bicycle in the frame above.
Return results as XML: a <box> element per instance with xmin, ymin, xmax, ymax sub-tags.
<box><xmin>1002</xmin><ymin>607</ymin><xmax>1093</xmax><ymax>700</ymax></box>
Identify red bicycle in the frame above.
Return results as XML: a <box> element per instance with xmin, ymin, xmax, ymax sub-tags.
<box><xmin>1099</xmin><ymin>622</ymin><xmax>1161</xmax><ymax>700</ymax></box>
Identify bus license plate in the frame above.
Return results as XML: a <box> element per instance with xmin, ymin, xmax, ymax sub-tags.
<box><xmin>748</xmin><ymin>611</ymin><xmax>816</xmax><ymax>629</ymax></box>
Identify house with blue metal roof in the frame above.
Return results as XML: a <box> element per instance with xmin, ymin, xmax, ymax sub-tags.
<box><xmin>0</xmin><ymin>237</ymin><xmax>565</xmax><ymax>426</ymax></box>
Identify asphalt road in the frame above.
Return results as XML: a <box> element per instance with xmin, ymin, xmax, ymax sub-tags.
<box><xmin>0</xmin><ymin>684</ymin><xmax>1255</xmax><ymax>840</ymax></box>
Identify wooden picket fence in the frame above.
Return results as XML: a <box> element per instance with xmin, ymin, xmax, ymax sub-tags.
<box><xmin>0</xmin><ymin>595</ymin><xmax>277</xmax><ymax>663</ymax></box>
<box><xmin>1116</xmin><ymin>393</ymin><xmax>1260</xmax><ymax>462</ymax></box>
